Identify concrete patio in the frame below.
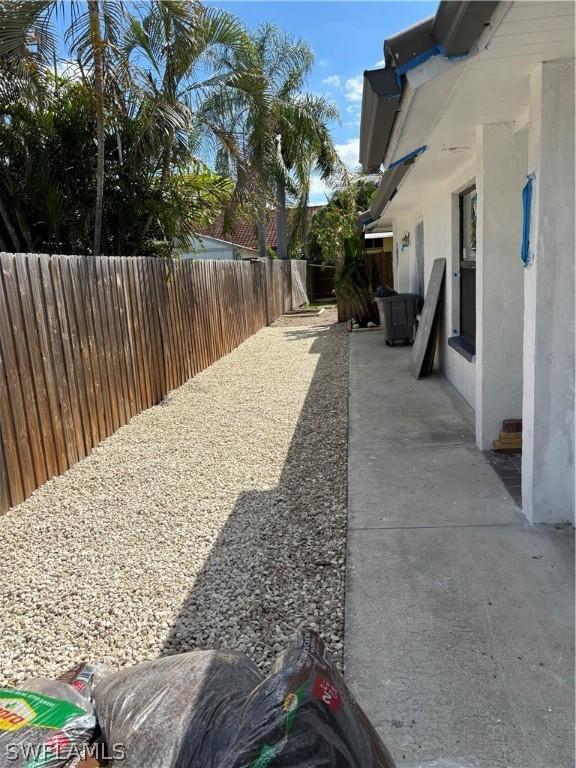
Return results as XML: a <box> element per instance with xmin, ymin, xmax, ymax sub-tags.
<box><xmin>345</xmin><ymin>331</ymin><xmax>574</xmax><ymax>768</ymax></box>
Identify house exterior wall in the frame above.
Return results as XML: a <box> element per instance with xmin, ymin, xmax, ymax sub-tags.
<box><xmin>522</xmin><ymin>59</ymin><xmax>575</xmax><ymax>523</ymax></box>
<box><xmin>182</xmin><ymin>236</ymin><xmax>234</xmax><ymax>260</ymax></box>
<box><xmin>390</xmin><ymin>161</ymin><xmax>478</xmax><ymax>409</ymax></box>
<box><xmin>386</xmin><ymin>60</ymin><xmax>575</xmax><ymax>523</ymax></box>
<box><xmin>474</xmin><ymin>123</ymin><xmax>526</xmax><ymax>450</ymax></box>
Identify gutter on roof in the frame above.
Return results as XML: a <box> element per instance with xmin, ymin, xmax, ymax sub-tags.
<box><xmin>368</xmin><ymin>161</ymin><xmax>413</xmax><ymax>222</ymax></box>
<box><xmin>359</xmin><ymin>0</ymin><xmax>498</xmax><ymax>175</ymax></box>
<box><xmin>359</xmin><ymin>69</ymin><xmax>401</xmax><ymax>174</ymax></box>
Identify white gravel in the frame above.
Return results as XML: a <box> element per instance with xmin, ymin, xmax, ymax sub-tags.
<box><xmin>0</xmin><ymin>319</ymin><xmax>348</xmax><ymax>686</ymax></box>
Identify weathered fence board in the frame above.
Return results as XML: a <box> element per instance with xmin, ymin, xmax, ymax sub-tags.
<box><xmin>0</xmin><ymin>254</ymin><xmax>304</xmax><ymax>514</ymax></box>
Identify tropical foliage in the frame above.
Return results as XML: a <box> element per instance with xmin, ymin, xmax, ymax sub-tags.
<box><xmin>308</xmin><ymin>176</ymin><xmax>379</xmax><ymax>265</ymax></box>
<box><xmin>0</xmin><ymin>1</ymin><xmax>341</xmax><ymax>258</ymax></box>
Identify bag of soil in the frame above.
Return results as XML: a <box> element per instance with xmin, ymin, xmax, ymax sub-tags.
<box><xmin>93</xmin><ymin>650</ymin><xmax>263</xmax><ymax>768</ymax></box>
<box><xmin>95</xmin><ymin>631</ymin><xmax>395</xmax><ymax>768</ymax></box>
<box><xmin>0</xmin><ymin>663</ymin><xmax>99</xmax><ymax>768</ymax></box>
<box><xmin>220</xmin><ymin>630</ymin><xmax>396</xmax><ymax>768</ymax></box>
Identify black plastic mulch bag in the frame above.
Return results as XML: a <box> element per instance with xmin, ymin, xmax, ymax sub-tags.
<box><xmin>94</xmin><ymin>631</ymin><xmax>396</xmax><ymax>768</ymax></box>
<box><xmin>93</xmin><ymin>650</ymin><xmax>263</xmax><ymax>768</ymax></box>
<box><xmin>221</xmin><ymin>630</ymin><xmax>396</xmax><ymax>768</ymax></box>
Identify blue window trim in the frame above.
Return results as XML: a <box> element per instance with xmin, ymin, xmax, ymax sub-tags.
<box><xmin>521</xmin><ymin>174</ymin><xmax>535</xmax><ymax>267</ymax></box>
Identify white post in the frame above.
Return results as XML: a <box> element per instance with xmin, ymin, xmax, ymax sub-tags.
<box><xmin>475</xmin><ymin>123</ymin><xmax>526</xmax><ymax>450</ymax></box>
<box><xmin>522</xmin><ymin>59</ymin><xmax>575</xmax><ymax>524</ymax></box>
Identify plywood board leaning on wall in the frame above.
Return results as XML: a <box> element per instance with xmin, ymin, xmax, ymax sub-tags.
<box><xmin>409</xmin><ymin>258</ymin><xmax>446</xmax><ymax>379</ymax></box>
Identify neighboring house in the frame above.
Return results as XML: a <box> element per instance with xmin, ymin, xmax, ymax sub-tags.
<box><xmin>182</xmin><ymin>234</ymin><xmax>258</xmax><ymax>261</ymax></box>
<box><xmin>185</xmin><ymin>207</ymin><xmax>323</xmax><ymax>260</ymax></box>
<box><xmin>359</xmin><ymin>1</ymin><xmax>575</xmax><ymax>523</ymax></box>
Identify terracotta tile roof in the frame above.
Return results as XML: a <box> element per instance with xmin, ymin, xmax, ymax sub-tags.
<box><xmin>196</xmin><ymin>207</ymin><xmax>324</xmax><ymax>251</ymax></box>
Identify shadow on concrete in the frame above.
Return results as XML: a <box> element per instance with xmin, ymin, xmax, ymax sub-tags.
<box><xmin>160</xmin><ymin>321</ymin><xmax>348</xmax><ymax>672</ymax></box>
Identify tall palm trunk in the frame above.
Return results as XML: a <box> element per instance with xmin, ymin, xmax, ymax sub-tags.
<box><xmin>89</xmin><ymin>0</ymin><xmax>105</xmax><ymax>256</ymax></box>
<box><xmin>0</xmin><ymin>195</ymin><xmax>22</xmax><ymax>251</ymax></box>
<box><xmin>275</xmin><ymin>177</ymin><xmax>288</xmax><ymax>260</ymax></box>
<box><xmin>257</xmin><ymin>201</ymin><xmax>268</xmax><ymax>259</ymax></box>
<box><xmin>302</xmin><ymin>205</ymin><xmax>310</xmax><ymax>259</ymax></box>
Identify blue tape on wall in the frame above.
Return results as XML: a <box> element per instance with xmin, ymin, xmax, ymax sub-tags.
<box><xmin>521</xmin><ymin>174</ymin><xmax>535</xmax><ymax>266</ymax></box>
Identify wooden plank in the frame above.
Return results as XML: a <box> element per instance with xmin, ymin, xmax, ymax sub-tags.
<box><xmin>114</xmin><ymin>258</ymin><xmax>138</xmax><ymax>418</ymax></box>
<box><xmin>147</xmin><ymin>259</ymin><xmax>165</xmax><ymax>402</ymax></box>
<box><xmin>86</xmin><ymin>256</ymin><xmax>114</xmax><ymax>437</ymax></box>
<box><xmin>78</xmin><ymin>256</ymin><xmax>108</xmax><ymax>442</ymax></box>
<box><xmin>14</xmin><ymin>255</ymin><xmax>59</xmax><ymax>480</ymax></box>
<box><xmin>179</xmin><ymin>261</ymin><xmax>196</xmax><ymax>378</ymax></box>
<box><xmin>105</xmin><ymin>258</ymin><xmax>130</xmax><ymax>424</ymax></box>
<box><xmin>169</xmin><ymin>263</ymin><xmax>186</xmax><ymax>386</ymax></box>
<box><xmin>38</xmin><ymin>254</ymin><xmax>78</xmax><ymax>470</ymax></box>
<box><xmin>26</xmin><ymin>255</ymin><xmax>69</xmax><ymax>476</ymax></box>
<box><xmin>50</xmin><ymin>256</ymin><xmax>87</xmax><ymax>459</ymax></box>
<box><xmin>409</xmin><ymin>258</ymin><xmax>446</xmax><ymax>380</ymax></box>
<box><xmin>198</xmin><ymin>261</ymin><xmax>212</xmax><ymax>367</ymax></box>
<box><xmin>134</xmin><ymin>258</ymin><xmax>154</xmax><ymax>406</ymax></box>
<box><xmin>0</xmin><ymin>263</ymin><xmax>27</xmax><ymax>505</ymax></box>
<box><xmin>67</xmin><ymin>257</ymin><xmax>100</xmax><ymax>449</ymax></box>
<box><xmin>196</xmin><ymin>261</ymin><xmax>208</xmax><ymax>368</ymax></box>
<box><xmin>58</xmin><ymin>257</ymin><xmax>93</xmax><ymax>454</ymax></box>
<box><xmin>124</xmin><ymin>257</ymin><xmax>145</xmax><ymax>413</ymax></box>
<box><xmin>154</xmin><ymin>259</ymin><xmax>170</xmax><ymax>395</ymax></box>
<box><xmin>1</xmin><ymin>253</ymin><xmax>48</xmax><ymax>488</ymax></box>
<box><xmin>0</xmin><ymin>425</ymin><xmax>10</xmax><ymax>514</ymax></box>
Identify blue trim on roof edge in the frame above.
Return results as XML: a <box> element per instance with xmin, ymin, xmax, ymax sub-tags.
<box><xmin>393</xmin><ymin>44</ymin><xmax>442</xmax><ymax>87</ymax></box>
<box><xmin>388</xmin><ymin>145</ymin><xmax>427</xmax><ymax>169</ymax></box>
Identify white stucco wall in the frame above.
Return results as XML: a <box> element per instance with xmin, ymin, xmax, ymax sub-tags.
<box><xmin>522</xmin><ymin>59</ymin><xmax>575</xmax><ymax>524</ymax></box>
<box><xmin>389</xmin><ymin>161</ymin><xmax>478</xmax><ymax>408</ymax></box>
<box><xmin>474</xmin><ymin>123</ymin><xmax>526</xmax><ymax>449</ymax></box>
<box><xmin>392</xmin><ymin>218</ymin><xmax>414</xmax><ymax>292</ymax></box>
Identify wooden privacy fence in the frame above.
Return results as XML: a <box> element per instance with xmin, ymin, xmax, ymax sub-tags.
<box><xmin>0</xmin><ymin>253</ymin><xmax>302</xmax><ymax>515</ymax></box>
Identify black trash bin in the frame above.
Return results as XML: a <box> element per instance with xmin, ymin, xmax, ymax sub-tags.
<box><xmin>374</xmin><ymin>293</ymin><xmax>418</xmax><ymax>346</ymax></box>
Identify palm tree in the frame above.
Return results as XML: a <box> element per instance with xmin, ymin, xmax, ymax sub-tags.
<box><xmin>216</xmin><ymin>24</ymin><xmax>342</xmax><ymax>259</ymax></box>
<box><xmin>122</xmin><ymin>0</ymin><xmax>252</xmax><ymax>252</ymax></box>
<box><xmin>275</xmin><ymin>94</ymin><xmax>343</xmax><ymax>259</ymax></box>
<box><xmin>0</xmin><ymin>0</ymin><xmax>126</xmax><ymax>255</ymax></box>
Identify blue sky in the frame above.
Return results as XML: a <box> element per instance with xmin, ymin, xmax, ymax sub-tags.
<box><xmin>211</xmin><ymin>1</ymin><xmax>438</xmax><ymax>203</ymax></box>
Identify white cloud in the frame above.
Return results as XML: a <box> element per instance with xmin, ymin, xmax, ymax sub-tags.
<box><xmin>335</xmin><ymin>137</ymin><xmax>360</xmax><ymax>169</ymax></box>
<box><xmin>309</xmin><ymin>174</ymin><xmax>331</xmax><ymax>205</ymax></box>
<box><xmin>375</xmin><ymin>58</ymin><xmax>385</xmax><ymax>67</ymax></box>
<box><xmin>318</xmin><ymin>58</ymin><xmax>329</xmax><ymax>68</ymax></box>
<box><xmin>344</xmin><ymin>76</ymin><xmax>363</xmax><ymax>102</ymax></box>
<box><xmin>346</xmin><ymin>104</ymin><xmax>360</xmax><ymax>114</ymax></box>
<box><xmin>56</xmin><ymin>59</ymin><xmax>82</xmax><ymax>81</ymax></box>
<box><xmin>322</xmin><ymin>74</ymin><xmax>341</xmax><ymax>88</ymax></box>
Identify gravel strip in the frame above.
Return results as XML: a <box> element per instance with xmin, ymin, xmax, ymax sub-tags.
<box><xmin>0</xmin><ymin>319</ymin><xmax>348</xmax><ymax>686</ymax></box>
<box><xmin>271</xmin><ymin>306</ymin><xmax>338</xmax><ymax>328</ymax></box>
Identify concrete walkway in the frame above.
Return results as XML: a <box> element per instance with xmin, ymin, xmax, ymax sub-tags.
<box><xmin>345</xmin><ymin>332</ymin><xmax>574</xmax><ymax>768</ymax></box>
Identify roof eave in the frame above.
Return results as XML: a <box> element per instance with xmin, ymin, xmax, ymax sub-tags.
<box><xmin>358</xmin><ymin>0</ymin><xmax>499</xmax><ymax>174</ymax></box>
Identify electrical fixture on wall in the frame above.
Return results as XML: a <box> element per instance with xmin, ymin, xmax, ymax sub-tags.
<box><xmin>401</xmin><ymin>231</ymin><xmax>410</xmax><ymax>250</ymax></box>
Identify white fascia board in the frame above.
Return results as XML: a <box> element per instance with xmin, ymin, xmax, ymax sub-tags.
<box><xmin>365</xmin><ymin>231</ymin><xmax>393</xmax><ymax>239</ymax></box>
